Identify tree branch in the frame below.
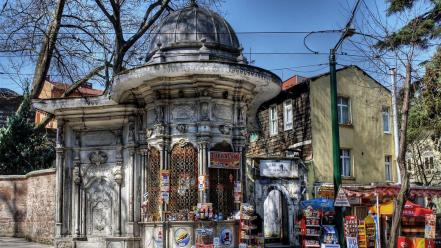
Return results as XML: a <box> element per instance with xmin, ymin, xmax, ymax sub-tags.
<box><xmin>34</xmin><ymin>65</ymin><xmax>107</xmax><ymax>131</ymax></box>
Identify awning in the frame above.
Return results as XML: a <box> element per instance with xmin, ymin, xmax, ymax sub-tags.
<box><xmin>342</xmin><ymin>185</ymin><xmax>441</xmax><ymax>199</ymax></box>
<box><xmin>368</xmin><ymin>201</ymin><xmax>433</xmax><ymax>216</ymax></box>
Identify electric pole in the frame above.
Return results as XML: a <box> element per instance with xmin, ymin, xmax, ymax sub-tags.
<box><xmin>329</xmin><ymin>1</ymin><xmax>360</xmax><ymax>247</ymax></box>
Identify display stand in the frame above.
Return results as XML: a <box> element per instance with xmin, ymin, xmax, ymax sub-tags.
<box><xmin>300</xmin><ymin>206</ymin><xmax>321</xmax><ymax>248</ymax></box>
<box><xmin>239</xmin><ymin>203</ymin><xmax>262</xmax><ymax>248</ymax></box>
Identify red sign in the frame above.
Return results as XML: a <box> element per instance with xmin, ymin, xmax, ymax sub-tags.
<box><xmin>209</xmin><ymin>151</ymin><xmax>240</xmax><ymax>169</ymax></box>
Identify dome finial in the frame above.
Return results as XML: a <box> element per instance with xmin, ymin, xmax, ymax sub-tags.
<box><xmin>189</xmin><ymin>0</ymin><xmax>198</xmax><ymax>7</ymax></box>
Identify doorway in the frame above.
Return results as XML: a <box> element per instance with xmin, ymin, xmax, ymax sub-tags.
<box><xmin>263</xmin><ymin>189</ymin><xmax>289</xmax><ymax>244</ymax></box>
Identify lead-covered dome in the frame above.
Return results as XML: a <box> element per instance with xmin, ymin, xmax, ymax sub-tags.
<box><xmin>146</xmin><ymin>3</ymin><xmax>246</xmax><ymax>64</ymax></box>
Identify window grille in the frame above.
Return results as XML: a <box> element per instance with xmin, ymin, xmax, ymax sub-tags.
<box><xmin>169</xmin><ymin>143</ymin><xmax>198</xmax><ymax>213</ymax></box>
<box><xmin>146</xmin><ymin>148</ymin><xmax>160</xmax><ymax>219</ymax></box>
<box><xmin>209</xmin><ymin>168</ymin><xmax>236</xmax><ymax>216</ymax></box>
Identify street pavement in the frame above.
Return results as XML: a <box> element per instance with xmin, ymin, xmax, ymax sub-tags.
<box><xmin>0</xmin><ymin>237</ymin><xmax>52</xmax><ymax>248</ymax></box>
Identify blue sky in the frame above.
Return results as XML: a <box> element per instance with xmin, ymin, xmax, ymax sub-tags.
<box><xmin>0</xmin><ymin>0</ymin><xmax>431</xmax><ymax>94</ymax></box>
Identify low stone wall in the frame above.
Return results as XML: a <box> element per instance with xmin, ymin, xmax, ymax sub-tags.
<box><xmin>0</xmin><ymin>168</ymin><xmax>56</xmax><ymax>244</ymax></box>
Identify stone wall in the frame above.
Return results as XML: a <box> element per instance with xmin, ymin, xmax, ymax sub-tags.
<box><xmin>0</xmin><ymin>168</ymin><xmax>56</xmax><ymax>244</ymax></box>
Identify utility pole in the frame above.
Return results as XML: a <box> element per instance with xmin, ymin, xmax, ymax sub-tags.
<box><xmin>329</xmin><ymin>48</ymin><xmax>344</xmax><ymax>246</ymax></box>
<box><xmin>329</xmin><ymin>1</ymin><xmax>360</xmax><ymax>247</ymax></box>
<box><xmin>390</xmin><ymin>68</ymin><xmax>401</xmax><ymax>184</ymax></box>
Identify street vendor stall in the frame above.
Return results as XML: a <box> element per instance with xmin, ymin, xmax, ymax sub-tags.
<box><xmin>369</xmin><ymin>201</ymin><xmax>435</xmax><ymax>248</ymax></box>
<box><xmin>299</xmin><ymin>198</ymin><xmax>340</xmax><ymax>248</ymax></box>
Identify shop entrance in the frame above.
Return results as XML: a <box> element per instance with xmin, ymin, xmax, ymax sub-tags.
<box><xmin>264</xmin><ymin>189</ymin><xmax>289</xmax><ymax>244</ymax></box>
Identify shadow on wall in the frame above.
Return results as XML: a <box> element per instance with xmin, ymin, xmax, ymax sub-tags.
<box><xmin>0</xmin><ymin>168</ymin><xmax>55</xmax><ymax>244</ymax></box>
<box><xmin>0</xmin><ymin>180</ymin><xmax>26</xmax><ymax>237</ymax></box>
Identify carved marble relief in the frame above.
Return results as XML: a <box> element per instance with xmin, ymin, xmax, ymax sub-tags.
<box><xmin>213</xmin><ymin>104</ymin><xmax>232</xmax><ymax>121</ymax></box>
<box><xmin>200</xmin><ymin>102</ymin><xmax>210</xmax><ymax>120</ymax></box>
<box><xmin>86</xmin><ymin>179</ymin><xmax>113</xmax><ymax>236</ymax></box>
<box><xmin>171</xmin><ymin>104</ymin><xmax>196</xmax><ymax>121</ymax></box>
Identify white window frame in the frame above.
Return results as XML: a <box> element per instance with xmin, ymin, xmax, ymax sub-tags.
<box><xmin>283</xmin><ymin>99</ymin><xmax>293</xmax><ymax>131</ymax></box>
<box><xmin>337</xmin><ymin>96</ymin><xmax>351</xmax><ymax>125</ymax></box>
<box><xmin>269</xmin><ymin>105</ymin><xmax>278</xmax><ymax>136</ymax></box>
<box><xmin>385</xmin><ymin>155</ymin><xmax>392</xmax><ymax>181</ymax></box>
<box><xmin>340</xmin><ymin>149</ymin><xmax>352</xmax><ymax>177</ymax></box>
<box><xmin>382</xmin><ymin>106</ymin><xmax>391</xmax><ymax>133</ymax></box>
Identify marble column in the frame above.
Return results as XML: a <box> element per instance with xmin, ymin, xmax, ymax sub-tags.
<box><xmin>159</xmin><ymin>141</ymin><xmax>170</xmax><ymax>216</ymax></box>
<box><xmin>55</xmin><ymin>119</ymin><xmax>64</xmax><ymax>237</ymax></box>
<box><xmin>197</xmin><ymin>139</ymin><xmax>210</xmax><ymax>203</ymax></box>
<box><xmin>73</xmin><ymin>159</ymin><xmax>81</xmax><ymax>237</ymax></box>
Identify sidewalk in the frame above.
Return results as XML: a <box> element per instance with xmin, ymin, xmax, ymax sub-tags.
<box><xmin>0</xmin><ymin>237</ymin><xmax>52</xmax><ymax>248</ymax></box>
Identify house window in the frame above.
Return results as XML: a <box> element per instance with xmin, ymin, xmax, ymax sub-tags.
<box><xmin>383</xmin><ymin>107</ymin><xmax>390</xmax><ymax>133</ymax></box>
<box><xmin>340</xmin><ymin>149</ymin><xmax>351</xmax><ymax>177</ymax></box>
<box><xmin>337</xmin><ymin>97</ymin><xmax>351</xmax><ymax>124</ymax></box>
<box><xmin>385</xmin><ymin>155</ymin><xmax>392</xmax><ymax>181</ymax></box>
<box><xmin>283</xmin><ymin>100</ymin><xmax>293</xmax><ymax>131</ymax></box>
<box><xmin>269</xmin><ymin>105</ymin><xmax>278</xmax><ymax>136</ymax></box>
<box><xmin>424</xmin><ymin>156</ymin><xmax>434</xmax><ymax>171</ymax></box>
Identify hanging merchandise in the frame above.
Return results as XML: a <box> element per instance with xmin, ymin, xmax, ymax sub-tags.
<box><xmin>425</xmin><ymin>214</ymin><xmax>436</xmax><ymax>239</ymax></box>
<box><xmin>344</xmin><ymin>216</ymin><xmax>358</xmax><ymax>248</ymax></box>
<box><xmin>357</xmin><ymin>220</ymin><xmax>367</xmax><ymax>248</ymax></box>
<box><xmin>363</xmin><ymin>215</ymin><xmax>376</xmax><ymax>248</ymax></box>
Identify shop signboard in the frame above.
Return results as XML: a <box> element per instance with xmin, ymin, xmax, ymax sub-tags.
<box><xmin>209</xmin><ymin>152</ymin><xmax>240</xmax><ymax>169</ymax></box>
<box><xmin>259</xmin><ymin>160</ymin><xmax>298</xmax><ymax>178</ymax></box>
<box><xmin>334</xmin><ymin>187</ymin><xmax>350</xmax><ymax>207</ymax></box>
<box><xmin>196</xmin><ymin>228</ymin><xmax>214</xmax><ymax>248</ymax></box>
<box><xmin>425</xmin><ymin>214</ymin><xmax>436</xmax><ymax>239</ymax></box>
<box><xmin>346</xmin><ymin>237</ymin><xmax>358</xmax><ymax>248</ymax></box>
<box><xmin>219</xmin><ymin>227</ymin><xmax>234</xmax><ymax>247</ymax></box>
<box><xmin>173</xmin><ymin>227</ymin><xmax>192</xmax><ymax>248</ymax></box>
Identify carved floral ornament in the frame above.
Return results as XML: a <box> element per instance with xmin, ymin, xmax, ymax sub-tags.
<box><xmin>89</xmin><ymin>151</ymin><xmax>108</xmax><ymax>166</ymax></box>
<box><xmin>219</xmin><ymin>125</ymin><xmax>231</xmax><ymax>135</ymax></box>
<box><xmin>176</xmin><ymin>124</ymin><xmax>187</xmax><ymax>133</ymax></box>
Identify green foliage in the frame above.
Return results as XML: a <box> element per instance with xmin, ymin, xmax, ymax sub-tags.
<box><xmin>377</xmin><ymin>0</ymin><xmax>441</xmax><ymax>50</ymax></box>
<box><xmin>0</xmin><ymin>93</ymin><xmax>55</xmax><ymax>175</ymax></box>
<box><xmin>387</xmin><ymin>0</ymin><xmax>415</xmax><ymax>14</ymax></box>
<box><xmin>407</xmin><ymin>47</ymin><xmax>441</xmax><ymax>145</ymax></box>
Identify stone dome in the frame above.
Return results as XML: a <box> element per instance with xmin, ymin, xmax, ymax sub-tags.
<box><xmin>146</xmin><ymin>3</ymin><xmax>246</xmax><ymax>64</ymax></box>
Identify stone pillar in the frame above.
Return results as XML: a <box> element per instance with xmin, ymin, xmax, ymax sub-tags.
<box><xmin>140</xmin><ymin>148</ymin><xmax>147</xmax><ymax>221</ymax></box>
<box><xmin>127</xmin><ymin>149</ymin><xmax>135</xmax><ymax>235</ymax></box>
<box><xmin>113</xmin><ymin>163</ymin><xmax>123</xmax><ymax>236</ymax></box>
<box><xmin>233</xmin><ymin>140</ymin><xmax>246</xmax><ymax>203</ymax></box>
<box><xmin>115</xmin><ymin>131</ymin><xmax>123</xmax><ymax>236</ymax></box>
<box><xmin>55</xmin><ymin>119</ymin><xmax>64</xmax><ymax>237</ymax></box>
<box><xmin>73</xmin><ymin>159</ymin><xmax>81</xmax><ymax>237</ymax></box>
<box><xmin>197</xmin><ymin>138</ymin><xmax>210</xmax><ymax>203</ymax></box>
<box><xmin>159</xmin><ymin>141</ymin><xmax>170</xmax><ymax>217</ymax></box>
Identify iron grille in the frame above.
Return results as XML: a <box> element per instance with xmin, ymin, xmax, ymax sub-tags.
<box><xmin>146</xmin><ymin>148</ymin><xmax>160</xmax><ymax>219</ymax></box>
<box><xmin>209</xmin><ymin>168</ymin><xmax>236</xmax><ymax>216</ymax></box>
<box><xmin>169</xmin><ymin>143</ymin><xmax>198</xmax><ymax>213</ymax></box>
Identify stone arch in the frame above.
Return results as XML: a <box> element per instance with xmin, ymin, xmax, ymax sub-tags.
<box><xmin>211</xmin><ymin>140</ymin><xmax>233</xmax><ymax>152</ymax></box>
<box><xmin>262</xmin><ymin>184</ymin><xmax>296</xmax><ymax>246</ymax></box>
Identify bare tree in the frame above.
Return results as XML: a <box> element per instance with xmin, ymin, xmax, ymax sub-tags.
<box><xmin>1</xmin><ymin>0</ymin><xmax>226</xmax><ymax>128</ymax></box>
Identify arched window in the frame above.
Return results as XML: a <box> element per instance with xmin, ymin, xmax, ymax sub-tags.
<box><xmin>146</xmin><ymin>148</ymin><xmax>160</xmax><ymax>220</ymax></box>
<box><xmin>169</xmin><ymin>143</ymin><xmax>198</xmax><ymax>213</ymax></box>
